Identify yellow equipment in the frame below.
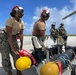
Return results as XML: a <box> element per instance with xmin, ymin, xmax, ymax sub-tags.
<box><xmin>40</xmin><ymin>62</ymin><xmax>59</xmax><ymax>75</ymax></box>
<box><xmin>15</xmin><ymin>56</ymin><xmax>32</xmax><ymax>71</ymax></box>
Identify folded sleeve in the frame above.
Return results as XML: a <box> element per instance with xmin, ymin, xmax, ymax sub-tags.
<box><xmin>6</xmin><ymin>18</ymin><xmax>14</xmax><ymax>27</ymax></box>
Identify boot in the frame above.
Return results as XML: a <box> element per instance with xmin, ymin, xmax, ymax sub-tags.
<box><xmin>16</xmin><ymin>70</ymin><xmax>23</xmax><ymax>75</ymax></box>
<box><xmin>8</xmin><ymin>71</ymin><xmax>13</xmax><ymax>75</ymax></box>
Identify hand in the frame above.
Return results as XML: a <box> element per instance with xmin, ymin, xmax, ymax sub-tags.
<box><xmin>20</xmin><ymin>45</ymin><xmax>23</xmax><ymax>50</ymax></box>
<box><xmin>12</xmin><ymin>49</ymin><xmax>19</xmax><ymax>55</ymax></box>
<box><xmin>13</xmin><ymin>51</ymin><xmax>19</xmax><ymax>55</ymax></box>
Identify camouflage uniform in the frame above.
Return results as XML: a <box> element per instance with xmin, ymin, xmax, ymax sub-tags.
<box><xmin>0</xmin><ymin>30</ymin><xmax>19</xmax><ymax>72</ymax></box>
<box><xmin>58</xmin><ymin>24</ymin><xmax>68</xmax><ymax>49</ymax></box>
<box><xmin>50</xmin><ymin>27</ymin><xmax>58</xmax><ymax>42</ymax></box>
<box><xmin>58</xmin><ymin>26</ymin><xmax>67</xmax><ymax>36</ymax></box>
<box><xmin>58</xmin><ymin>25</ymin><xmax>67</xmax><ymax>41</ymax></box>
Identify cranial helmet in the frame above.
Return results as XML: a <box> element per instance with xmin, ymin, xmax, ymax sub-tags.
<box><xmin>51</xmin><ymin>24</ymin><xmax>55</xmax><ymax>26</ymax></box>
<box><xmin>60</xmin><ymin>23</ymin><xmax>64</xmax><ymax>26</ymax></box>
<box><xmin>41</xmin><ymin>9</ymin><xmax>50</xmax><ymax>18</ymax></box>
<box><xmin>10</xmin><ymin>6</ymin><xmax>24</xmax><ymax>17</ymax></box>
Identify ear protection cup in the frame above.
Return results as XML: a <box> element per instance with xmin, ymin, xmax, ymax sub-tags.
<box><xmin>42</xmin><ymin>13</ymin><xmax>47</xmax><ymax>18</ymax></box>
<box><xmin>42</xmin><ymin>13</ymin><xmax>50</xmax><ymax>18</ymax></box>
<box><xmin>12</xmin><ymin>10</ymin><xmax>16</xmax><ymax>14</ymax></box>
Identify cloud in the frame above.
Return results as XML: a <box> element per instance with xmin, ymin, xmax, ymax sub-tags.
<box><xmin>0</xmin><ymin>23</ymin><xmax>4</xmax><ymax>29</ymax></box>
<box><xmin>24</xmin><ymin>0</ymin><xmax>76</xmax><ymax>35</ymax></box>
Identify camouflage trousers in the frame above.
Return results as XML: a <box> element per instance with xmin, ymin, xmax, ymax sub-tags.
<box><xmin>0</xmin><ymin>30</ymin><xmax>19</xmax><ymax>72</ymax></box>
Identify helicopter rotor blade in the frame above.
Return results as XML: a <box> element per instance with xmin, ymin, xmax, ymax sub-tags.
<box><xmin>62</xmin><ymin>10</ymin><xmax>76</xmax><ymax>20</ymax></box>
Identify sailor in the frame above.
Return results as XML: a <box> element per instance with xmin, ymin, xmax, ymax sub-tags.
<box><xmin>32</xmin><ymin>9</ymin><xmax>50</xmax><ymax>64</ymax></box>
<box><xmin>0</xmin><ymin>6</ymin><xmax>24</xmax><ymax>75</ymax></box>
<box><xmin>50</xmin><ymin>24</ymin><xmax>58</xmax><ymax>43</ymax></box>
<box><xmin>58</xmin><ymin>23</ymin><xmax>68</xmax><ymax>50</ymax></box>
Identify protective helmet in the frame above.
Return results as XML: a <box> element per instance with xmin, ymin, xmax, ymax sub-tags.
<box><xmin>51</xmin><ymin>24</ymin><xmax>55</xmax><ymax>26</ymax></box>
<box><xmin>10</xmin><ymin>6</ymin><xmax>24</xmax><ymax>17</ymax></box>
<box><xmin>60</xmin><ymin>23</ymin><xmax>64</xmax><ymax>26</ymax></box>
<box><xmin>41</xmin><ymin>9</ymin><xmax>50</xmax><ymax>18</ymax></box>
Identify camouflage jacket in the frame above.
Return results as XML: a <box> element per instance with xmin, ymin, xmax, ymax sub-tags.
<box><xmin>50</xmin><ymin>28</ymin><xmax>58</xmax><ymax>36</ymax></box>
<box><xmin>58</xmin><ymin>27</ymin><xmax>67</xmax><ymax>36</ymax></box>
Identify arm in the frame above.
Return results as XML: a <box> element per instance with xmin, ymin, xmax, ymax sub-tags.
<box><xmin>6</xmin><ymin>26</ymin><xmax>19</xmax><ymax>54</ymax></box>
<box><xmin>19</xmin><ymin>29</ymin><xmax>24</xmax><ymax>50</ymax></box>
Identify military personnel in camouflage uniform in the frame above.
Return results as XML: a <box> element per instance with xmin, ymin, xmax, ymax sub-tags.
<box><xmin>50</xmin><ymin>24</ymin><xmax>58</xmax><ymax>43</ymax></box>
<box><xmin>0</xmin><ymin>6</ymin><xmax>24</xmax><ymax>75</ymax></box>
<box><xmin>58</xmin><ymin>23</ymin><xmax>68</xmax><ymax>49</ymax></box>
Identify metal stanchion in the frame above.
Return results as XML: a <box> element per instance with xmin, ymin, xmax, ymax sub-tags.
<box><xmin>46</xmin><ymin>48</ymin><xmax>50</xmax><ymax>63</ymax></box>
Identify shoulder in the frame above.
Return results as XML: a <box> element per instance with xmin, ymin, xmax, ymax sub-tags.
<box><xmin>7</xmin><ymin>17</ymin><xmax>14</xmax><ymax>21</ymax></box>
<box><xmin>37</xmin><ymin>20</ymin><xmax>45</xmax><ymax>26</ymax></box>
<box><xmin>33</xmin><ymin>20</ymin><xmax>39</xmax><ymax>26</ymax></box>
<box><xmin>6</xmin><ymin>17</ymin><xmax>15</xmax><ymax>26</ymax></box>
<box><xmin>6</xmin><ymin>17</ymin><xmax>14</xmax><ymax>23</ymax></box>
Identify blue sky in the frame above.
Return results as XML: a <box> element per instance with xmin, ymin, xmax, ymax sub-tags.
<box><xmin>0</xmin><ymin>0</ymin><xmax>76</xmax><ymax>35</ymax></box>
